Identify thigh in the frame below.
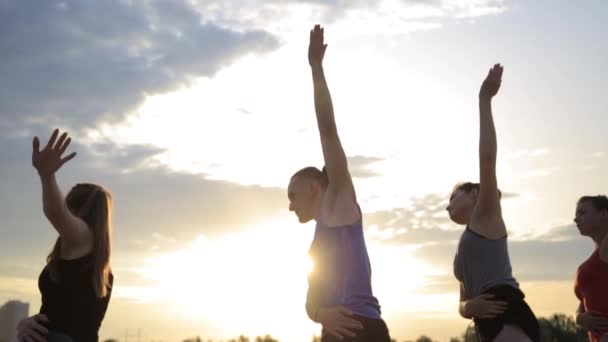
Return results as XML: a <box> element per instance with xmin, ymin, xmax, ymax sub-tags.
<box><xmin>367</xmin><ymin>319</ymin><xmax>391</xmax><ymax>342</ymax></box>
<box><xmin>321</xmin><ymin>333</ymin><xmax>364</xmax><ymax>342</ymax></box>
<box><xmin>493</xmin><ymin>324</ymin><xmax>532</xmax><ymax>342</ymax></box>
<box><xmin>321</xmin><ymin>328</ymin><xmax>371</xmax><ymax>342</ymax></box>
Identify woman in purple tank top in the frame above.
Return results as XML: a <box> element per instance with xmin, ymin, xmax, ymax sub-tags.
<box><xmin>286</xmin><ymin>25</ymin><xmax>391</xmax><ymax>342</ymax></box>
<box><xmin>445</xmin><ymin>65</ymin><xmax>539</xmax><ymax>342</ymax></box>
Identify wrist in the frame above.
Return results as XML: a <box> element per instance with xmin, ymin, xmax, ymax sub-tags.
<box><xmin>310</xmin><ymin>63</ymin><xmax>323</xmax><ymax>71</ymax></box>
<box><xmin>39</xmin><ymin>173</ymin><xmax>55</xmax><ymax>182</ymax></box>
<box><xmin>479</xmin><ymin>95</ymin><xmax>492</xmax><ymax>103</ymax></box>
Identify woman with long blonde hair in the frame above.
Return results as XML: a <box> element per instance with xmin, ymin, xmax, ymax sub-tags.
<box><xmin>17</xmin><ymin>129</ymin><xmax>114</xmax><ymax>342</ymax></box>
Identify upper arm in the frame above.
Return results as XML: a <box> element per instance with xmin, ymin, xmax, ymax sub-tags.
<box><xmin>472</xmin><ymin>159</ymin><xmax>506</xmax><ymax>238</ymax></box>
<box><xmin>44</xmin><ymin>202</ymin><xmax>93</xmax><ymax>251</ymax></box>
<box><xmin>319</xmin><ymin>133</ymin><xmax>355</xmax><ymax>197</ymax></box>
<box><xmin>476</xmin><ymin>157</ymin><xmax>501</xmax><ymax>217</ymax></box>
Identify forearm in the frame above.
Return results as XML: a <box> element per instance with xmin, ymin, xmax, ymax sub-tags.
<box><xmin>311</xmin><ymin>64</ymin><xmax>337</xmax><ymax>137</ymax></box>
<box><xmin>479</xmin><ymin>97</ymin><xmax>497</xmax><ymax>162</ymax></box>
<box><xmin>40</xmin><ymin>174</ymin><xmax>66</xmax><ymax>218</ymax></box>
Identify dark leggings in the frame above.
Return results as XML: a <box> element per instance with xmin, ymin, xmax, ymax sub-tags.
<box><xmin>474</xmin><ymin>285</ymin><xmax>540</xmax><ymax>342</ymax></box>
<box><xmin>321</xmin><ymin>315</ymin><xmax>391</xmax><ymax>342</ymax></box>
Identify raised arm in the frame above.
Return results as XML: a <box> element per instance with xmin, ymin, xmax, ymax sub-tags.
<box><xmin>308</xmin><ymin>25</ymin><xmax>355</xmax><ymax>200</ymax></box>
<box><xmin>32</xmin><ymin>129</ymin><xmax>92</xmax><ymax>249</ymax></box>
<box><xmin>473</xmin><ymin>64</ymin><xmax>506</xmax><ymax>238</ymax></box>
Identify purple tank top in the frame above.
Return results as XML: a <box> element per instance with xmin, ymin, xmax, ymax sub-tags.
<box><xmin>306</xmin><ymin>208</ymin><xmax>381</xmax><ymax>318</ymax></box>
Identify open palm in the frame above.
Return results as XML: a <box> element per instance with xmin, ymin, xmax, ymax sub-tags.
<box><xmin>308</xmin><ymin>24</ymin><xmax>327</xmax><ymax>67</ymax></box>
<box><xmin>479</xmin><ymin>63</ymin><xmax>503</xmax><ymax>99</ymax></box>
<box><xmin>32</xmin><ymin>129</ymin><xmax>77</xmax><ymax>177</ymax></box>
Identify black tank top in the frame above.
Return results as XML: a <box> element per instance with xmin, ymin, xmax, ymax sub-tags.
<box><xmin>38</xmin><ymin>253</ymin><xmax>113</xmax><ymax>342</ymax></box>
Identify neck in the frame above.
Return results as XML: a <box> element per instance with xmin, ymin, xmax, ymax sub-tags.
<box><xmin>592</xmin><ymin>227</ymin><xmax>608</xmax><ymax>248</ymax></box>
<box><xmin>311</xmin><ymin>189</ymin><xmax>325</xmax><ymax>221</ymax></box>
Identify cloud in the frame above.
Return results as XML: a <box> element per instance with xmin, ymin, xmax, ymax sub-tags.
<box><xmin>364</xmin><ymin>193</ymin><xmax>457</xmax><ymax>244</ymax></box>
<box><xmin>409</xmin><ymin>222</ymin><xmax>595</xmax><ymax>290</ymax></box>
<box><xmin>361</xmin><ymin>194</ymin><xmax>596</xmax><ymax>290</ymax></box>
<box><xmin>0</xmin><ymin>134</ymin><xmax>287</xmax><ymax>269</ymax></box>
<box><xmin>519</xmin><ymin>167</ymin><xmax>559</xmax><ymax>179</ymax></box>
<box><xmin>191</xmin><ymin>0</ymin><xmax>508</xmax><ymax>37</ymax></box>
<box><xmin>0</xmin><ymin>0</ymin><xmax>278</xmax><ymax>132</ymax></box>
<box><xmin>348</xmin><ymin>155</ymin><xmax>383</xmax><ymax>178</ymax></box>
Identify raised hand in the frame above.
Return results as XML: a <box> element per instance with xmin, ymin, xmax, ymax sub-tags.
<box><xmin>317</xmin><ymin>306</ymin><xmax>364</xmax><ymax>339</ymax></box>
<box><xmin>466</xmin><ymin>293</ymin><xmax>509</xmax><ymax>319</ymax></box>
<box><xmin>308</xmin><ymin>24</ymin><xmax>327</xmax><ymax>67</ymax></box>
<box><xmin>32</xmin><ymin>129</ymin><xmax>77</xmax><ymax>177</ymax></box>
<box><xmin>479</xmin><ymin>63</ymin><xmax>503</xmax><ymax>99</ymax></box>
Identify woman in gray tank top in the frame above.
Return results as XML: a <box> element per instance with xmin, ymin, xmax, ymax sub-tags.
<box><xmin>446</xmin><ymin>64</ymin><xmax>539</xmax><ymax>342</ymax></box>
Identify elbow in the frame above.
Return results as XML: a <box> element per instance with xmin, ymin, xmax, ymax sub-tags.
<box><xmin>459</xmin><ymin>311</ymin><xmax>472</xmax><ymax>319</ymax></box>
<box><xmin>43</xmin><ymin>201</ymin><xmax>67</xmax><ymax>221</ymax></box>
<box><xmin>43</xmin><ymin>205</ymin><xmax>60</xmax><ymax>220</ymax></box>
<box><xmin>459</xmin><ymin>302</ymin><xmax>472</xmax><ymax>319</ymax></box>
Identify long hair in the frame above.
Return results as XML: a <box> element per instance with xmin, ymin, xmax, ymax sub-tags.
<box><xmin>47</xmin><ymin>183</ymin><xmax>113</xmax><ymax>298</ymax></box>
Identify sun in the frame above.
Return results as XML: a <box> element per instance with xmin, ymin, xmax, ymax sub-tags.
<box><xmin>133</xmin><ymin>217</ymin><xmax>318</xmax><ymax>338</ymax></box>
<box><xmin>121</xmin><ymin>208</ymin><xmax>459</xmax><ymax>342</ymax></box>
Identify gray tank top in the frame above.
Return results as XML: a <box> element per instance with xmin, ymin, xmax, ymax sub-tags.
<box><xmin>453</xmin><ymin>227</ymin><xmax>519</xmax><ymax>300</ymax></box>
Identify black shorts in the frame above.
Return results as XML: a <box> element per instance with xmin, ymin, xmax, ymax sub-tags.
<box><xmin>321</xmin><ymin>314</ymin><xmax>391</xmax><ymax>342</ymax></box>
<box><xmin>473</xmin><ymin>285</ymin><xmax>540</xmax><ymax>342</ymax></box>
<box><xmin>46</xmin><ymin>331</ymin><xmax>75</xmax><ymax>342</ymax></box>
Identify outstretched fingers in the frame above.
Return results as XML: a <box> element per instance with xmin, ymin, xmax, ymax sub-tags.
<box><xmin>46</xmin><ymin>129</ymin><xmax>59</xmax><ymax>149</ymax></box>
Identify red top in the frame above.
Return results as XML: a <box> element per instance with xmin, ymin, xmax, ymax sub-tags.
<box><xmin>575</xmin><ymin>248</ymin><xmax>608</xmax><ymax>342</ymax></box>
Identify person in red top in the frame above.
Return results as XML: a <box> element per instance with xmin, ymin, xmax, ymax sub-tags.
<box><xmin>574</xmin><ymin>195</ymin><xmax>608</xmax><ymax>342</ymax></box>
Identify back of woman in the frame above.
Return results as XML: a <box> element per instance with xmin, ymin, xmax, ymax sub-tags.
<box><xmin>17</xmin><ymin>129</ymin><xmax>114</xmax><ymax>342</ymax></box>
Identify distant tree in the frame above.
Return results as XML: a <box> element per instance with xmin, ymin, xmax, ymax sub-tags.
<box><xmin>103</xmin><ymin>340</ymin><xmax>119</xmax><ymax>342</ymax></box>
<box><xmin>538</xmin><ymin>314</ymin><xmax>589</xmax><ymax>342</ymax></box>
<box><xmin>182</xmin><ymin>338</ymin><xmax>202</xmax><ymax>342</ymax></box>
<box><xmin>254</xmin><ymin>335</ymin><xmax>279</xmax><ymax>342</ymax></box>
<box><xmin>311</xmin><ymin>336</ymin><xmax>321</xmax><ymax>342</ymax></box>
<box><xmin>450</xmin><ymin>338</ymin><xmax>462</xmax><ymax>342</ymax></box>
<box><xmin>415</xmin><ymin>335</ymin><xmax>434</xmax><ymax>342</ymax></box>
<box><xmin>227</xmin><ymin>336</ymin><xmax>250</xmax><ymax>342</ymax></box>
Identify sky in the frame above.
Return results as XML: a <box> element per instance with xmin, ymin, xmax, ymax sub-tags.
<box><xmin>0</xmin><ymin>0</ymin><xmax>607</xmax><ymax>341</ymax></box>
